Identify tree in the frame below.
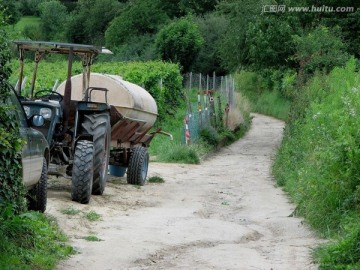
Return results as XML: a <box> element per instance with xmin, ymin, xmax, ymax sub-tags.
<box><xmin>217</xmin><ymin>0</ymin><xmax>260</xmax><ymax>71</ymax></box>
<box><xmin>18</xmin><ymin>0</ymin><xmax>47</xmax><ymax>16</ymax></box>
<box><xmin>327</xmin><ymin>9</ymin><xmax>360</xmax><ymax>58</ymax></box>
<box><xmin>105</xmin><ymin>0</ymin><xmax>169</xmax><ymax>49</ymax></box>
<box><xmin>2</xmin><ymin>0</ymin><xmax>21</xmax><ymax>26</ymax></box>
<box><xmin>179</xmin><ymin>0</ymin><xmax>218</xmax><ymax>15</ymax></box>
<box><xmin>293</xmin><ymin>26</ymin><xmax>350</xmax><ymax>76</ymax></box>
<box><xmin>244</xmin><ymin>14</ymin><xmax>300</xmax><ymax>71</ymax></box>
<box><xmin>38</xmin><ymin>0</ymin><xmax>68</xmax><ymax>41</ymax></box>
<box><xmin>193</xmin><ymin>13</ymin><xmax>229</xmax><ymax>75</ymax></box>
<box><xmin>66</xmin><ymin>0</ymin><xmax>122</xmax><ymax>45</ymax></box>
<box><xmin>161</xmin><ymin>0</ymin><xmax>218</xmax><ymax>18</ymax></box>
<box><xmin>155</xmin><ymin>17</ymin><xmax>204</xmax><ymax>73</ymax></box>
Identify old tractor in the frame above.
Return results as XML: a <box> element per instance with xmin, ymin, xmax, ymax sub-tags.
<box><xmin>14</xmin><ymin>40</ymin><xmax>163</xmax><ymax>204</ymax></box>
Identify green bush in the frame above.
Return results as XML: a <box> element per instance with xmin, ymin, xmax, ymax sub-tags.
<box><xmin>156</xmin><ymin>16</ymin><xmax>204</xmax><ymax>73</ymax></box>
<box><xmin>293</xmin><ymin>26</ymin><xmax>350</xmax><ymax>78</ymax></box>
<box><xmin>0</xmin><ymin>13</ymin><xmax>26</xmax><ymax>213</ymax></box>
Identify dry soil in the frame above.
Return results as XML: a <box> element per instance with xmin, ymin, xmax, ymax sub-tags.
<box><xmin>48</xmin><ymin>113</ymin><xmax>320</xmax><ymax>270</ymax></box>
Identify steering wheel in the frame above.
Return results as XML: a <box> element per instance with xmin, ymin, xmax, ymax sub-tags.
<box><xmin>34</xmin><ymin>90</ymin><xmax>63</xmax><ymax>102</ymax></box>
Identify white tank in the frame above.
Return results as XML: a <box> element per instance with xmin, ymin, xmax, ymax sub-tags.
<box><xmin>56</xmin><ymin>73</ymin><xmax>158</xmax><ymax>132</ymax></box>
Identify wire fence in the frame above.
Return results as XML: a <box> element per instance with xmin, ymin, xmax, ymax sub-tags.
<box><xmin>181</xmin><ymin>72</ymin><xmax>236</xmax><ymax>144</ymax></box>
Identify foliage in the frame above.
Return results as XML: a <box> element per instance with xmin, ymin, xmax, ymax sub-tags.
<box><xmin>156</xmin><ymin>16</ymin><xmax>204</xmax><ymax>73</ymax></box>
<box><xmin>273</xmin><ymin>59</ymin><xmax>360</xmax><ymax>267</ymax></box>
<box><xmin>193</xmin><ymin>13</ymin><xmax>229</xmax><ymax>75</ymax></box>
<box><xmin>66</xmin><ymin>0</ymin><xmax>122</xmax><ymax>45</ymax></box>
<box><xmin>105</xmin><ymin>0</ymin><xmax>168</xmax><ymax>49</ymax></box>
<box><xmin>1</xmin><ymin>0</ymin><xmax>21</xmax><ymax>26</ymax></box>
<box><xmin>217</xmin><ymin>0</ymin><xmax>260</xmax><ymax>71</ymax></box>
<box><xmin>293</xmin><ymin>26</ymin><xmax>350</xmax><ymax>78</ymax></box>
<box><xmin>18</xmin><ymin>0</ymin><xmax>45</xmax><ymax>16</ymax></box>
<box><xmin>333</xmin><ymin>9</ymin><xmax>360</xmax><ymax>59</ymax></box>
<box><xmin>38</xmin><ymin>0</ymin><xmax>68</xmax><ymax>41</ymax></box>
<box><xmin>245</xmin><ymin>13</ymin><xmax>300</xmax><ymax>71</ymax></box>
<box><xmin>235</xmin><ymin>71</ymin><xmax>290</xmax><ymax>120</ymax></box>
<box><xmin>0</xmin><ymin>209</ymin><xmax>74</xmax><ymax>269</ymax></box>
<box><xmin>178</xmin><ymin>0</ymin><xmax>218</xmax><ymax>15</ymax></box>
<box><xmin>316</xmin><ymin>223</ymin><xmax>360</xmax><ymax>269</ymax></box>
<box><xmin>0</xmin><ymin>11</ymin><xmax>26</xmax><ymax>213</ymax></box>
<box><xmin>109</xmin><ymin>34</ymin><xmax>157</xmax><ymax>61</ymax></box>
<box><xmin>200</xmin><ymin>127</ymin><xmax>220</xmax><ymax>146</ymax></box>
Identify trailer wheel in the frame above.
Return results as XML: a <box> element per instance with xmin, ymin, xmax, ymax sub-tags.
<box><xmin>127</xmin><ymin>146</ymin><xmax>149</xmax><ymax>186</ymax></box>
<box><xmin>71</xmin><ymin>140</ymin><xmax>94</xmax><ymax>204</ymax></box>
<box><xmin>82</xmin><ymin>113</ymin><xmax>110</xmax><ymax>195</ymax></box>
<box><xmin>28</xmin><ymin>158</ymin><xmax>48</xmax><ymax>212</ymax></box>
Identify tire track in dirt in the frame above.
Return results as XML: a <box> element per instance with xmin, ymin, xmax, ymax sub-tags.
<box><xmin>49</xmin><ymin>113</ymin><xmax>320</xmax><ymax>270</ymax></box>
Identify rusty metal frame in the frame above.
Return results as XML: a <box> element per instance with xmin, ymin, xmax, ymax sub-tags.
<box><xmin>13</xmin><ymin>40</ymin><xmax>110</xmax><ymax>98</ymax></box>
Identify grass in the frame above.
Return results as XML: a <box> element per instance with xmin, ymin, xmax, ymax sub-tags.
<box><xmin>14</xmin><ymin>16</ymin><xmax>40</xmax><ymax>32</ymax></box>
<box><xmin>0</xmin><ymin>209</ymin><xmax>74</xmax><ymax>269</ymax></box>
<box><xmin>252</xmin><ymin>90</ymin><xmax>290</xmax><ymax>121</ymax></box>
<box><xmin>84</xmin><ymin>211</ymin><xmax>102</xmax><ymax>222</ymax></box>
<box><xmin>148</xmin><ymin>176</ymin><xmax>165</xmax><ymax>183</ymax></box>
<box><xmin>272</xmin><ymin>59</ymin><xmax>360</xmax><ymax>268</ymax></box>
<box><xmin>6</xmin><ymin>16</ymin><xmax>41</xmax><ymax>39</ymax></box>
<box><xmin>83</xmin><ymin>235</ymin><xmax>102</xmax><ymax>242</ymax></box>
<box><xmin>60</xmin><ymin>207</ymin><xmax>81</xmax><ymax>216</ymax></box>
<box><xmin>235</xmin><ymin>70</ymin><xmax>290</xmax><ymax>120</ymax></box>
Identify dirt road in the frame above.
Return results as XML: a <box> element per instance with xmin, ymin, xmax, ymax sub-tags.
<box><xmin>48</xmin><ymin>113</ymin><xmax>319</xmax><ymax>270</ymax></box>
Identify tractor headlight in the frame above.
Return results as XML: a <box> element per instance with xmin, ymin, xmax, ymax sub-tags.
<box><xmin>40</xmin><ymin>108</ymin><xmax>52</xmax><ymax>119</ymax></box>
<box><xmin>23</xmin><ymin>106</ymin><xmax>30</xmax><ymax>117</ymax></box>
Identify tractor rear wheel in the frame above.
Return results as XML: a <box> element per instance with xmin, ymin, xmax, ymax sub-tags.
<box><xmin>71</xmin><ymin>140</ymin><xmax>94</xmax><ymax>204</ymax></box>
<box><xmin>127</xmin><ymin>146</ymin><xmax>149</xmax><ymax>186</ymax></box>
<box><xmin>82</xmin><ymin>113</ymin><xmax>111</xmax><ymax>195</ymax></box>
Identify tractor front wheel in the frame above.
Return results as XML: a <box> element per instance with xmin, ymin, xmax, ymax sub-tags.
<box><xmin>82</xmin><ymin>113</ymin><xmax>110</xmax><ymax>195</ymax></box>
<box><xmin>71</xmin><ymin>140</ymin><xmax>94</xmax><ymax>204</ymax></box>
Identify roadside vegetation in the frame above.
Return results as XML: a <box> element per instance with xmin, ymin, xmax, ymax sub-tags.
<box><xmin>0</xmin><ymin>210</ymin><xmax>74</xmax><ymax>270</ymax></box>
<box><xmin>273</xmin><ymin>60</ymin><xmax>360</xmax><ymax>269</ymax></box>
<box><xmin>2</xmin><ymin>0</ymin><xmax>360</xmax><ymax>269</ymax></box>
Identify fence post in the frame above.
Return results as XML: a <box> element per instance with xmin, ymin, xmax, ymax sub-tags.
<box><xmin>198</xmin><ymin>73</ymin><xmax>202</xmax><ymax>127</ymax></box>
<box><xmin>221</xmin><ymin>76</ymin><xmax>224</xmax><ymax>95</ymax></box>
<box><xmin>217</xmin><ymin>95</ymin><xmax>223</xmax><ymax>130</ymax></box>
<box><xmin>210</xmin><ymin>91</ymin><xmax>216</xmax><ymax>127</ymax></box>
<box><xmin>225</xmin><ymin>103</ymin><xmax>230</xmax><ymax>129</ymax></box>
<box><xmin>213</xmin><ymin>71</ymin><xmax>216</xmax><ymax>91</ymax></box>
<box><xmin>188</xmin><ymin>72</ymin><xmax>193</xmax><ymax>116</ymax></box>
<box><xmin>184</xmin><ymin>115</ymin><xmax>191</xmax><ymax>145</ymax></box>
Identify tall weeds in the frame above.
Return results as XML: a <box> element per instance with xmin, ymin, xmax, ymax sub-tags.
<box><xmin>273</xmin><ymin>58</ymin><xmax>360</xmax><ymax>268</ymax></box>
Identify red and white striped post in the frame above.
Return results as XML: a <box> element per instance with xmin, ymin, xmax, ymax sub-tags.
<box><xmin>184</xmin><ymin>115</ymin><xmax>191</xmax><ymax>145</ymax></box>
